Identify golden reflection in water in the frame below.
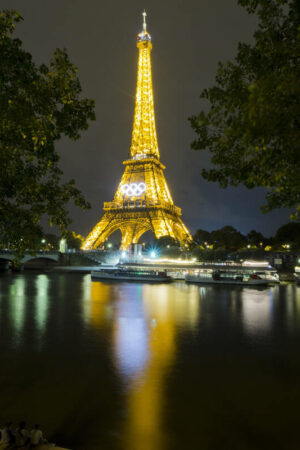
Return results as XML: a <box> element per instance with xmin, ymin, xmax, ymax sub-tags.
<box><xmin>143</xmin><ymin>283</ymin><xmax>200</xmax><ymax>327</ymax></box>
<box><xmin>241</xmin><ymin>288</ymin><xmax>273</xmax><ymax>335</ymax></box>
<box><xmin>119</xmin><ymin>283</ymin><xmax>200</xmax><ymax>450</ymax></box>
<box><xmin>89</xmin><ymin>281</ymin><xmax>112</xmax><ymax>327</ymax></box>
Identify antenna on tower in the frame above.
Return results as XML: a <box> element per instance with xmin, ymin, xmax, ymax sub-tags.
<box><xmin>142</xmin><ymin>10</ymin><xmax>147</xmax><ymax>32</ymax></box>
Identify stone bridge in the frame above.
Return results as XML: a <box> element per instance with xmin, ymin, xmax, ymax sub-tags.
<box><xmin>0</xmin><ymin>249</ymin><xmax>120</xmax><ymax>269</ymax></box>
<box><xmin>0</xmin><ymin>251</ymin><xmax>59</xmax><ymax>268</ymax></box>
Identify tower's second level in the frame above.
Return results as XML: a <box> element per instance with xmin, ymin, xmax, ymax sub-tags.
<box><xmin>103</xmin><ymin>158</ymin><xmax>181</xmax><ymax>216</ymax></box>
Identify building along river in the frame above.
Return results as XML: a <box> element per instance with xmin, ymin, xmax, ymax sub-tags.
<box><xmin>0</xmin><ymin>271</ymin><xmax>300</xmax><ymax>450</ymax></box>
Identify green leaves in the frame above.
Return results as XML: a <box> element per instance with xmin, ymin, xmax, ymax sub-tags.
<box><xmin>190</xmin><ymin>0</ymin><xmax>300</xmax><ymax>220</ymax></box>
<box><xmin>0</xmin><ymin>10</ymin><xmax>95</xmax><ymax>253</ymax></box>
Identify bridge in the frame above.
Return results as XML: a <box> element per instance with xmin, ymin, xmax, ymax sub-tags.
<box><xmin>0</xmin><ymin>249</ymin><xmax>118</xmax><ymax>269</ymax></box>
<box><xmin>0</xmin><ymin>251</ymin><xmax>60</xmax><ymax>269</ymax></box>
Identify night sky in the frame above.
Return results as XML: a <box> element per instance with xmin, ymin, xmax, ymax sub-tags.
<box><xmin>3</xmin><ymin>0</ymin><xmax>291</xmax><ymax>237</ymax></box>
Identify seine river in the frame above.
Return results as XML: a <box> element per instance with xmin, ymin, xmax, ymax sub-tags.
<box><xmin>0</xmin><ymin>272</ymin><xmax>300</xmax><ymax>450</ymax></box>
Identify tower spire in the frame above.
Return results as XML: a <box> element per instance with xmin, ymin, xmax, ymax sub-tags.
<box><xmin>142</xmin><ymin>10</ymin><xmax>147</xmax><ymax>32</ymax></box>
<box><xmin>131</xmin><ymin>11</ymin><xmax>158</xmax><ymax>159</ymax></box>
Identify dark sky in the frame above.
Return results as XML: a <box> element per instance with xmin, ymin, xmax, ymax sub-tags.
<box><xmin>3</xmin><ymin>0</ymin><xmax>291</xmax><ymax>237</ymax></box>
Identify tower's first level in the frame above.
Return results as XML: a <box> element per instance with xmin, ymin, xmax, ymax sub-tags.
<box><xmin>82</xmin><ymin>207</ymin><xmax>191</xmax><ymax>250</ymax></box>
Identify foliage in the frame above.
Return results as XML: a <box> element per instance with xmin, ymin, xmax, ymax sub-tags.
<box><xmin>237</xmin><ymin>247</ymin><xmax>268</xmax><ymax>260</ymax></box>
<box><xmin>155</xmin><ymin>236</ymin><xmax>180</xmax><ymax>248</ymax></box>
<box><xmin>275</xmin><ymin>222</ymin><xmax>300</xmax><ymax>249</ymax></box>
<box><xmin>193</xmin><ymin>229</ymin><xmax>212</xmax><ymax>246</ymax></box>
<box><xmin>189</xmin><ymin>0</ymin><xmax>300</xmax><ymax>220</ymax></box>
<box><xmin>44</xmin><ymin>233</ymin><xmax>59</xmax><ymax>250</ymax></box>
<box><xmin>211</xmin><ymin>226</ymin><xmax>247</xmax><ymax>250</ymax></box>
<box><xmin>0</xmin><ymin>10</ymin><xmax>95</xmax><ymax>255</ymax></box>
<box><xmin>193</xmin><ymin>225</ymin><xmax>248</xmax><ymax>252</ymax></box>
<box><xmin>246</xmin><ymin>229</ymin><xmax>266</xmax><ymax>247</ymax></box>
<box><xmin>192</xmin><ymin>221</ymin><xmax>300</xmax><ymax>255</ymax></box>
<box><xmin>66</xmin><ymin>231</ymin><xmax>84</xmax><ymax>250</ymax></box>
<box><xmin>192</xmin><ymin>247</ymin><xmax>228</xmax><ymax>262</ymax></box>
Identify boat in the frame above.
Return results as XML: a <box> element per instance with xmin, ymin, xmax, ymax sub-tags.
<box><xmin>294</xmin><ymin>266</ymin><xmax>300</xmax><ymax>283</ymax></box>
<box><xmin>186</xmin><ymin>271</ymin><xmax>268</xmax><ymax>286</ymax></box>
<box><xmin>91</xmin><ymin>268</ymin><xmax>171</xmax><ymax>282</ymax></box>
<box><xmin>185</xmin><ymin>263</ymin><xmax>279</xmax><ymax>286</ymax></box>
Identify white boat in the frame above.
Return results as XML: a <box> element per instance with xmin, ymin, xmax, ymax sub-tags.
<box><xmin>91</xmin><ymin>268</ymin><xmax>171</xmax><ymax>282</ymax></box>
<box><xmin>185</xmin><ymin>264</ymin><xmax>279</xmax><ymax>286</ymax></box>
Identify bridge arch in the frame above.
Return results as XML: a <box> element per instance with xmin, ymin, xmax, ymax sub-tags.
<box><xmin>22</xmin><ymin>254</ymin><xmax>59</xmax><ymax>263</ymax></box>
<box><xmin>0</xmin><ymin>252</ymin><xmax>59</xmax><ymax>264</ymax></box>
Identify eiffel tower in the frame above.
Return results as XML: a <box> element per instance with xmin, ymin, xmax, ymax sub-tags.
<box><xmin>82</xmin><ymin>12</ymin><xmax>192</xmax><ymax>250</ymax></box>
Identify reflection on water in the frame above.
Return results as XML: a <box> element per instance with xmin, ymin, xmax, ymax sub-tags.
<box><xmin>115</xmin><ymin>316</ymin><xmax>149</xmax><ymax>378</ymax></box>
<box><xmin>241</xmin><ymin>288</ymin><xmax>273</xmax><ymax>336</ymax></box>
<box><xmin>0</xmin><ymin>273</ymin><xmax>300</xmax><ymax>450</ymax></box>
<box><xmin>81</xmin><ymin>281</ymin><xmax>201</xmax><ymax>449</ymax></box>
<box><xmin>35</xmin><ymin>274</ymin><xmax>49</xmax><ymax>336</ymax></box>
<box><xmin>9</xmin><ymin>276</ymin><xmax>26</xmax><ymax>342</ymax></box>
<box><xmin>119</xmin><ymin>283</ymin><xmax>200</xmax><ymax>450</ymax></box>
<box><xmin>90</xmin><ymin>282</ymin><xmax>112</xmax><ymax>327</ymax></box>
<box><xmin>143</xmin><ymin>283</ymin><xmax>200</xmax><ymax>328</ymax></box>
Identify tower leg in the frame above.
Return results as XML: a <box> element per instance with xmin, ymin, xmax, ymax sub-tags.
<box><xmin>82</xmin><ymin>215</ymin><xmax>120</xmax><ymax>250</ymax></box>
<box><xmin>82</xmin><ymin>212</ymin><xmax>192</xmax><ymax>251</ymax></box>
<box><xmin>171</xmin><ymin>219</ymin><xmax>193</xmax><ymax>247</ymax></box>
<box><xmin>120</xmin><ymin>221</ymin><xmax>152</xmax><ymax>250</ymax></box>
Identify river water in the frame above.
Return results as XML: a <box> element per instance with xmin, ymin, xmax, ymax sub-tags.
<box><xmin>0</xmin><ymin>272</ymin><xmax>300</xmax><ymax>450</ymax></box>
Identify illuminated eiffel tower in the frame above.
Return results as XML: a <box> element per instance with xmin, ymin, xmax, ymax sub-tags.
<box><xmin>82</xmin><ymin>12</ymin><xmax>192</xmax><ymax>250</ymax></box>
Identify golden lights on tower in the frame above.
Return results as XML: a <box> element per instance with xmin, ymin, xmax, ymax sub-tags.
<box><xmin>82</xmin><ymin>12</ymin><xmax>192</xmax><ymax>250</ymax></box>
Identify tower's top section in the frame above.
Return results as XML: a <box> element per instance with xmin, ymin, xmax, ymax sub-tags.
<box><xmin>130</xmin><ymin>12</ymin><xmax>159</xmax><ymax>160</ymax></box>
<box><xmin>137</xmin><ymin>10</ymin><xmax>151</xmax><ymax>44</ymax></box>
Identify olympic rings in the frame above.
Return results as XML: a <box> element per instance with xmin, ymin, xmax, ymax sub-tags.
<box><xmin>121</xmin><ymin>182</ymin><xmax>146</xmax><ymax>197</ymax></box>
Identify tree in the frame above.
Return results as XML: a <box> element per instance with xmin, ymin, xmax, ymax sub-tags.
<box><xmin>211</xmin><ymin>226</ymin><xmax>247</xmax><ymax>251</ymax></box>
<box><xmin>155</xmin><ymin>236</ymin><xmax>179</xmax><ymax>248</ymax></box>
<box><xmin>246</xmin><ymin>229</ymin><xmax>266</xmax><ymax>247</ymax></box>
<box><xmin>275</xmin><ymin>222</ymin><xmax>300</xmax><ymax>249</ymax></box>
<box><xmin>193</xmin><ymin>229</ymin><xmax>212</xmax><ymax>246</ymax></box>
<box><xmin>66</xmin><ymin>231</ymin><xmax>84</xmax><ymax>250</ymax></box>
<box><xmin>0</xmin><ymin>10</ymin><xmax>95</xmax><ymax>255</ymax></box>
<box><xmin>189</xmin><ymin>0</ymin><xmax>300</xmax><ymax>220</ymax></box>
<box><xmin>44</xmin><ymin>233</ymin><xmax>59</xmax><ymax>250</ymax></box>
<box><xmin>192</xmin><ymin>247</ymin><xmax>228</xmax><ymax>262</ymax></box>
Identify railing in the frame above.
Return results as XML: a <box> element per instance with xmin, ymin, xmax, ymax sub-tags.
<box><xmin>103</xmin><ymin>200</ymin><xmax>181</xmax><ymax>216</ymax></box>
<box><xmin>123</xmin><ymin>156</ymin><xmax>166</xmax><ymax>170</ymax></box>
